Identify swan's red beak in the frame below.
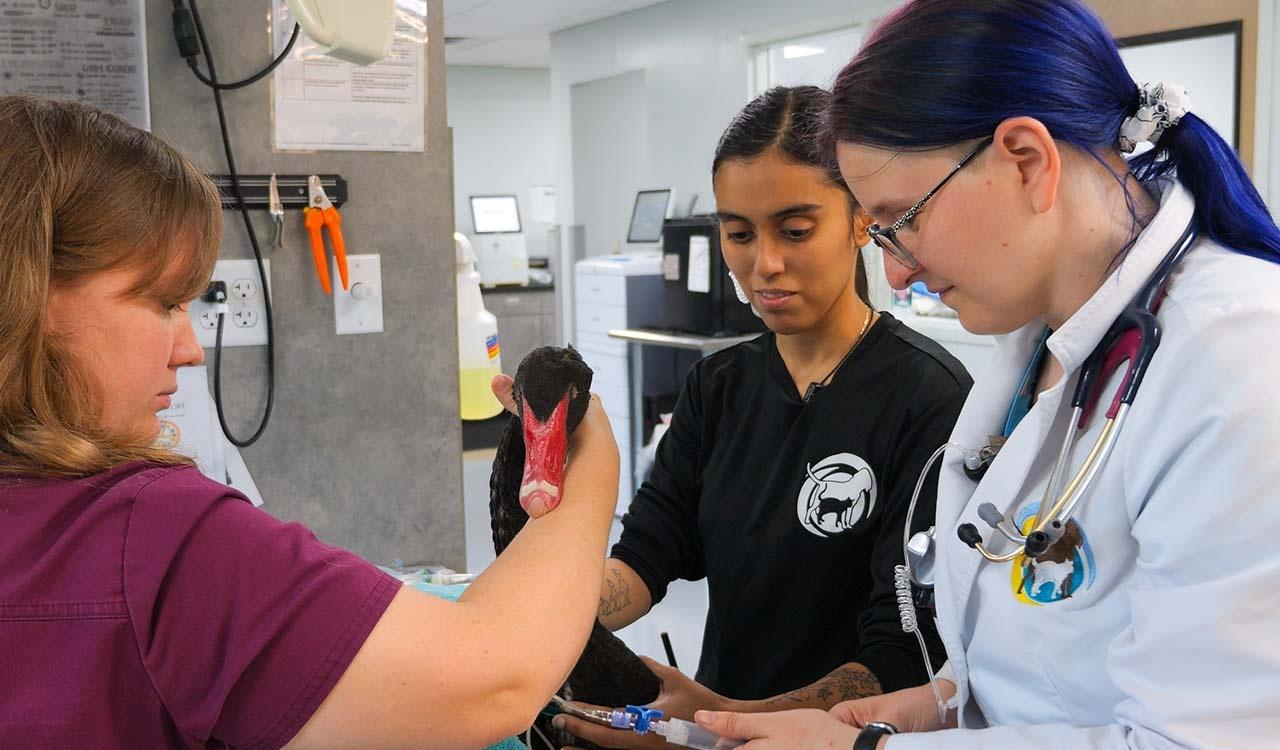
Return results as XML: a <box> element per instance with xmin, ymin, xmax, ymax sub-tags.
<box><xmin>520</xmin><ymin>393</ymin><xmax>570</xmax><ymax>517</ymax></box>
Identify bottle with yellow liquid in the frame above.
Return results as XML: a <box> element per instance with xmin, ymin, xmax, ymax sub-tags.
<box><xmin>456</xmin><ymin>233</ymin><xmax>505</xmax><ymax>420</ymax></box>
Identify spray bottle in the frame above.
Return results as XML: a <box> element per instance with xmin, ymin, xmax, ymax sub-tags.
<box><xmin>456</xmin><ymin>232</ymin><xmax>504</xmax><ymax>420</ymax></box>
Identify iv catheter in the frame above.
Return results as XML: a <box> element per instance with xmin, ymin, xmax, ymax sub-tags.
<box><xmin>547</xmin><ymin>696</ymin><xmax>744</xmax><ymax>750</ymax></box>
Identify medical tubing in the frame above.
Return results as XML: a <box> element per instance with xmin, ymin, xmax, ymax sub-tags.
<box><xmin>902</xmin><ymin>443</ymin><xmax>953</xmax><ymax>556</ymax></box>
<box><xmin>971</xmin><ymin>400</ymin><xmax>1128</xmax><ymax>561</ymax></box>
<box><xmin>1051</xmin><ymin>406</ymin><xmax>1130</xmax><ymax>528</ymax></box>
<box><xmin>898</xmin><ymin>442</ymin><xmax>962</xmax><ymax>725</ymax></box>
<box><xmin>1033</xmin><ymin>415</ymin><xmax>1120</xmax><ymax>536</ymax></box>
<box><xmin>969</xmin><ymin>538</ymin><xmax>1024</xmax><ymax>563</ymax></box>
<box><xmin>977</xmin><ymin>505</ymin><xmax>1024</xmax><ymax>544</ymax></box>
<box><xmin>1039</xmin><ymin>406</ymin><xmax>1082</xmax><ymax>510</ymax></box>
<box><xmin>993</xmin><ymin>522</ymin><xmax>1024</xmax><ymax>544</ymax></box>
<box><xmin>893</xmin><ymin>565</ymin><xmax>947</xmax><ymax>725</ymax></box>
<box><xmin>188</xmin><ymin>0</ymin><xmax>276</xmax><ymax>448</ymax></box>
<box><xmin>1135</xmin><ymin>221</ymin><xmax>1198</xmax><ymax>313</ymax></box>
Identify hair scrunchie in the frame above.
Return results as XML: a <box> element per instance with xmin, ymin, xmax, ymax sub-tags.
<box><xmin>1118</xmin><ymin>81</ymin><xmax>1192</xmax><ymax>153</ymax></box>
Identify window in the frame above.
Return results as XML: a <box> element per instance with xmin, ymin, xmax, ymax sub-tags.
<box><xmin>751</xmin><ymin>26</ymin><xmax>864</xmax><ymax>97</ymax></box>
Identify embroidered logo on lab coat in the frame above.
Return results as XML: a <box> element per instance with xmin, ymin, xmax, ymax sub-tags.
<box><xmin>797</xmin><ymin>453</ymin><xmax>877</xmax><ymax>538</ymax></box>
<box><xmin>1011</xmin><ymin>501</ymin><xmax>1097</xmax><ymax>605</ymax></box>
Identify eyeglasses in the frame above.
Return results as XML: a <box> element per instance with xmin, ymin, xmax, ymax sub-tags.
<box><xmin>866</xmin><ymin>137</ymin><xmax>993</xmax><ymax>271</ymax></box>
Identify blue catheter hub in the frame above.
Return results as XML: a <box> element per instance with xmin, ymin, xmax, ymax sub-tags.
<box><xmin>625</xmin><ymin>705</ymin><xmax>664</xmax><ymax>734</ymax></box>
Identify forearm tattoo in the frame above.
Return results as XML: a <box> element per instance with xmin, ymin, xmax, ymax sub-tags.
<box><xmin>763</xmin><ymin>664</ymin><xmax>883</xmax><ymax>709</ymax></box>
<box><xmin>599</xmin><ymin>566</ymin><xmax>632</xmax><ymax>617</ymax></box>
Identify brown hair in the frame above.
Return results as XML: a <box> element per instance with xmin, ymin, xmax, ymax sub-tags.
<box><xmin>0</xmin><ymin>96</ymin><xmax>221</xmax><ymax>478</ymax></box>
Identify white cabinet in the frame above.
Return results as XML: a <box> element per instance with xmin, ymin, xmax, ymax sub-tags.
<box><xmin>574</xmin><ymin>254</ymin><xmax>665</xmax><ymax>514</ymax></box>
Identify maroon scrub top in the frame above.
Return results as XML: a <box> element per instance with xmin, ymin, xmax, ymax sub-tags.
<box><xmin>0</xmin><ymin>462</ymin><xmax>400</xmax><ymax>749</ymax></box>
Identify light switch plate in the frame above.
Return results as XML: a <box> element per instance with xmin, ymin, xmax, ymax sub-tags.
<box><xmin>190</xmin><ymin>259</ymin><xmax>272</xmax><ymax>348</ymax></box>
<box><xmin>333</xmin><ymin>253</ymin><xmax>384</xmax><ymax>335</ymax></box>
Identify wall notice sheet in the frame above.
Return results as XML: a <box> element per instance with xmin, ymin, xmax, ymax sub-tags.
<box><xmin>272</xmin><ymin>0</ymin><xmax>427</xmax><ymax>152</ymax></box>
<box><xmin>156</xmin><ymin>366</ymin><xmax>225</xmax><ymax>486</ymax></box>
<box><xmin>687</xmin><ymin>235</ymin><xmax>711</xmax><ymax>294</ymax></box>
<box><xmin>0</xmin><ymin>0</ymin><xmax>149</xmax><ymax>129</ymax></box>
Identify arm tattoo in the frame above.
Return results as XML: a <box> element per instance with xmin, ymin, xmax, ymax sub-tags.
<box><xmin>599</xmin><ymin>566</ymin><xmax>632</xmax><ymax>617</ymax></box>
<box><xmin>762</xmin><ymin>664</ymin><xmax>882</xmax><ymax>709</ymax></box>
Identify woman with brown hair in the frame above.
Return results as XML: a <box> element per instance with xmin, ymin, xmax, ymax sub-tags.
<box><xmin>0</xmin><ymin>95</ymin><xmax>619</xmax><ymax>749</ymax></box>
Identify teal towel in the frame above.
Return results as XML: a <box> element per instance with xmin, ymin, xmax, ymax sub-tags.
<box><xmin>410</xmin><ymin>581</ymin><xmax>527</xmax><ymax>750</ymax></box>
<box><xmin>411</xmin><ymin>581</ymin><xmax>469</xmax><ymax>600</ymax></box>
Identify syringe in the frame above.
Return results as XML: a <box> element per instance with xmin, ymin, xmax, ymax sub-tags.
<box><xmin>650</xmin><ymin>716</ymin><xmax>745</xmax><ymax>750</ymax></box>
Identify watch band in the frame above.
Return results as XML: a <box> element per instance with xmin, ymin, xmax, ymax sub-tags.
<box><xmin>853</xmin><ymin>721</ymin><xmax>899</xmax><ymax>750</ymax></box>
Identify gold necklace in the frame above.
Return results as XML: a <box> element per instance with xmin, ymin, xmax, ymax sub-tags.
<box><xmin>802</xmin><ymin>305</ymin><xmax>874</xmax><ymax>403</ymax></box>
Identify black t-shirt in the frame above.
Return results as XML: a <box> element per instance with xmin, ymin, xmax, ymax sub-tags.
<box><xmin>611</xmin><ymin>313</ymin><xmax>971</xmax><ymax>700</ymax></box>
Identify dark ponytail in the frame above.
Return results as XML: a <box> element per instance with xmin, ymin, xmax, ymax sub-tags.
<box><xmin>713</xmin><ymin>86</ymin><xmax>871</xmax><ymax>304</ymax></box>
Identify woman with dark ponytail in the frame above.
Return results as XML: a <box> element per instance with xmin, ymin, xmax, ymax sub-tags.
<box><xmin>695</xmin><ymin>1</ymin><xmax>1280</xmax><ymax>748</ymax></box>
<box><xmin>556</xmin><ymin>86</ymin><xmax>971</xmax><ymax>748</ymax></box>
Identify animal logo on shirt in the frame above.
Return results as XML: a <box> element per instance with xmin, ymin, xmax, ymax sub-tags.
<box><xmin>797</xmin><ymin>453</ymin><xmax>877</xmax><ymax>538</ymax></box>
<box><xmin>1010</xmin><ymin>501</ymin><xmax>1097</xmax><ymax>605</ymax></box>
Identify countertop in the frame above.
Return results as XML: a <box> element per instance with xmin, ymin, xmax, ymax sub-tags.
<box><xmin>480</xmin><ymin>279</ymin><xmax>554</xmax><ymax>293</ymax></box>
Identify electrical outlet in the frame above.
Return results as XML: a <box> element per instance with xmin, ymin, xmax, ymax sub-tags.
<box><xmin>232</xmin><ymin>307</ymin><xmax>259</xmax><ymax>328</ymax></box>
<box><xmin>231</xmin><ymin>278</ymin><xmax>256</xmax><ymax>301</ymax></box>
<box><xmin>190</xmin><ymin>259</ymin><xmax>271</xmax><ymax>348</ymax></box>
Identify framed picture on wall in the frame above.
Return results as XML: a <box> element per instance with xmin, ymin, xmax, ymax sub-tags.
<box><xmin>1116</xmin><ymin>21</ymin><xmax>1242</xmax><ymax>150</ymax></box>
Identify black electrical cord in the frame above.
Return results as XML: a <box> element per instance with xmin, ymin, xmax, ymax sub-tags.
<box><xmin>172</xmin><ymin>0</ymin><xmax>300</xmax><ymax>91</ymax></box>
<box><xmin>190</xmin><ymin>23</ymin><xmax>300</xmax><ymax>90</ymax></box>
<box><xmin>179</xmin><ymin>0</ymin><xmax>276</xmax><ymax>448</ymax></box>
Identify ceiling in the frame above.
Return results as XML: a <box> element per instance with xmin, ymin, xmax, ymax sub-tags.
<box><xmin>443</xmin><ymin>0</ymin><xmax>669</xmax><ymax>68</ymax></box>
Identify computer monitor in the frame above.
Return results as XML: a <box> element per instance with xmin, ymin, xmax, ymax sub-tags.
<box><xmin>627</xmin><ymin>189</ymin><xmax>672</xmax><ymax>243</ymax></box>
<box><xmin>470</xmin><ymin>195</ymin><xmax>522</xmax><ymax>234</ymax></box>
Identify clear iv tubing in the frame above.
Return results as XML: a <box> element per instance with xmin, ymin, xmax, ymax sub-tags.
<box><xmin>897</xmin><ymin>442</ymin><xmax>977</xmax><ymax>726</ymax></box>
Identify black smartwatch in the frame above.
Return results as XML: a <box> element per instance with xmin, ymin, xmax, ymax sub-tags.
<box><xmin>853</xmin><ymin>721</ymin><xmax>898</xmax><ymax>750</ymax></box>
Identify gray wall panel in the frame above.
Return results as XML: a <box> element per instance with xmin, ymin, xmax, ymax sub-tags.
<box><xmin>143</xmin><ymin>0</ymin><xmax>463</xmax><ymax>567</ymax></box>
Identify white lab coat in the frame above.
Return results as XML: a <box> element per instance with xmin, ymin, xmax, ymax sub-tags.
<box><xmin>891</xmin><ymin>180</ymin><xmax>1280</xmax><ymax>749</ymax></box>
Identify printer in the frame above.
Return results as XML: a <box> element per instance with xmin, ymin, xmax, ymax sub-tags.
<box><xmin>660</xmin><ymin>215</ymin><xmax>766</xmax><ymax>336</ymax></box>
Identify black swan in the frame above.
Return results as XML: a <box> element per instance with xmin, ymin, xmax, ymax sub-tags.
<box><xmin>489</xmin><ymin>345</ymin><xmax>661</xmax><ymax>747</ymax></box>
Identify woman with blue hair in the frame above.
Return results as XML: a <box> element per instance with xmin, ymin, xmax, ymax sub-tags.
<box><xmin>691</xmin><ymin>0</ymin><xmax>1280</xmax><ymax>747</ymax></box>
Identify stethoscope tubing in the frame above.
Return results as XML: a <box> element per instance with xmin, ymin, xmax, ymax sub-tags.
<box><xmin>897</xmin><ymin>221</ymin><xmax>1198</xmax><ymax>726</ymax></box>
<box><xmin>962</xmin><ymin>221</ymin><xmax>1198</xmax><ymax>563</ymax></box>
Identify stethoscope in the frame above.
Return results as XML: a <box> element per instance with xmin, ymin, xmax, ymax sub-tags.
<box><xmin>957</xmin><ymin>219</ymin><xmax>1197</xmax><ymax>562</ymax></box>
<box><xmin>894</xmin><ymin>220</ymin><xmax>1198</xmax><ymax>722</ymax></box>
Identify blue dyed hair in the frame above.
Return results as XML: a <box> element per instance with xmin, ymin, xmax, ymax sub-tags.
<box><xmin>827</xmin><ymin>0</ymin><xmax>1280</xmax><ymax>264</ymax></box>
